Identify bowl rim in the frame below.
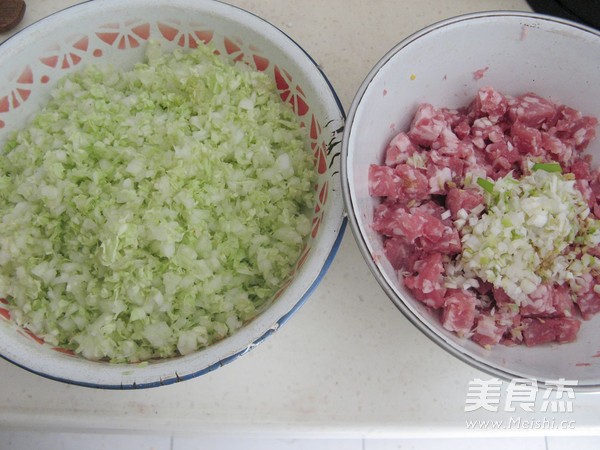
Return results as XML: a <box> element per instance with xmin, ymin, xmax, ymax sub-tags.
<box><xmin>0</xmin><ymin>0</ymin><xmax>347</xmax><ymax>389</ymax></box>
<box><xmin>341</xmin><ymin>10</ymin><xmax>600</xmax><ymax>392</ymax></box>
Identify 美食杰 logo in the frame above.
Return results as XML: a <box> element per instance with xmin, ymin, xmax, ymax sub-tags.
<box><xmin>464</xmin><ymin>377</ymin><xmax>577</xmax><ymax>430</ymax></box>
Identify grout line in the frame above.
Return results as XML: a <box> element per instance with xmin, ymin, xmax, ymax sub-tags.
<box><xmin>362</xmin><ymin>437</ymin><xmax>366</xmax><ymax>450</ymax></box>
<box><xmin>170</xmin><ymin>433</ymin><xmax>175</xmax><ymax>450</ymax></box>
<box><xmin>544</xmin><ymin>435</ymin><xmax>549</xmax><ymax>450</ymax></box>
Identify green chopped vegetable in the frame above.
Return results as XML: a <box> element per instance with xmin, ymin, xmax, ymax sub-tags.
<box><xmin>0</xmin><ymin>42</ymin><xmax>315</xmax><ymax>362</ymax></box>
<box><xmin>531</xmin><ymin>162</ymin><xmax>563</xmax><ymax>173</ymax></box>
<box><xmin>477</xmin><ymin>177</ymin><xmax>495</xmax><ymax>194</ymax></box>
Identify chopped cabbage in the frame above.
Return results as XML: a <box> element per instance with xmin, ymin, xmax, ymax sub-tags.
<box><xmin>0</xmin><ymin>42</ymin><xmax>315</xmax><ymax>362</ymax></box>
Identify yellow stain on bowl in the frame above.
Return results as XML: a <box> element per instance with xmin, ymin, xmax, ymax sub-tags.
<box><xmin>410</xmin><ymin>74</ymin><xmax>416</xmax><ymax>80</ymax></box>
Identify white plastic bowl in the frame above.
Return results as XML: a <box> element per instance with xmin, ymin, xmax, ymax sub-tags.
<box><xmin>342</xmin><ymin>11</ymin><xmax>600</xmax><ymax>391</ymax></box>
<box><xmin>0</xmin><ymin>0</ymin><xmax>345</xmax><ymax>388</ymax></box>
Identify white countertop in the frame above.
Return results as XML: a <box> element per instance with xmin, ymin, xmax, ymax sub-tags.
<box><xmin>1</xmin><ymin>0</ymin><xmax>599</xmax><ymax>438</ymax></box>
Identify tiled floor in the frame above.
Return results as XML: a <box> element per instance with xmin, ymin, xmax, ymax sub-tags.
<box><xmin>1</xmin><ymin>433</ymin><xmax>600</xmax><ymax>450</ymax></box>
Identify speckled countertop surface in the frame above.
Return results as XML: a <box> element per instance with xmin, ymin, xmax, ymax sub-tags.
<box><xmin>1</xmin><ymin>0</ymin><xmax>599</xmax><ymax>438</ymax></box>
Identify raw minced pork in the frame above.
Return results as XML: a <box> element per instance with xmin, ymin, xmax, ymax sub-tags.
<box><xmin>369</xmin><ymin>87</ymin><xmax>600</xmax><ymax>348</ymax></box>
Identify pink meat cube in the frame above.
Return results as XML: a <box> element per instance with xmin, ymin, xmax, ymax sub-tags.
<box><xmin>575</xmin><ymin>274</ymin><xmax>600</xmax><ymax>320</ymax></box>
<box><xmin>431</xmin><ymin>127</ymin><xmax>460</xmax><ymax>152</ymax></box>
<box><xmin>409</xmin><ymin>200</ymin><xmax>446</xmax><ymax>220</ymax></box>
<box><xmin>445</xmin><ymin>188</ymin><xmax>484</xmax><ymax>219</ymax></box>
<box><xmin>511</xmin><ymin>122</ymin><xmax>543</xmax><ymax>155</ymax></box>
<box><xmin>472</xmin><ymin>314</ymin><xmax>506</xmax><ymax>348</ymax></box>
<box><xmin>520</xmin><ymin>283</ymin><xmax>574</xmax><ymax>318</ymax></box>
<box><xmin>396</xmin><ymin>210</ymin><xmax>443</xmax><ymax>243</ymax></box>
<box><xmin>420</xmin><ymin>225</ymin><xmax>462</xmax><ymax>255</ymax></box>
<box><xmin>408</xmin><ymin>103</ymin><xmax>446</xmax><ymax>147</ymax></box>
<box><xmin>492</xmin><ymin>287</ymin><xmax>514</xmax><ymax>306</ymax></box>
<box><xmin>383</xmin><ymin>236</ymin><xmax>420</xmax><ymax>272</ymax></box>
<box><xmin>542</xmin><ymin>132</ymin><xmax>572</xmax><ymax>163</ymax></box>
<box><xmin>394</xmin><ymin>163</ymin><xmax>430</xmax><ymax>201</ymax></box>
<box><xmin>372</xmin><ymin>201</ymin><xmax>402</xmax><ymax>237</ymax></box>
<box><xmin>569</xmin><ymin>157</ymin><xmax>592</xmax><ymax>180</ymax></box>
<box><xmin>385</xmin><ymin>131</ymin><xmax>418</xmax><ymax>166</ymax></box>
<box><xmin>453</xmin><ymin>120</ymin><xmax>471</xmax><ymax>140</ymax></box>
<box><xmin>426</xmin><ymin>152</ymin><xmax>466</xmax><ymax>194</ymax></box>
<box><xmin>373</xmin><ymin>206</ymin><xmax>460</xmax><ymax>256</ymax></box>
<box><xmin>404</xmin><ymin>253</ymin><xmax>446</xmax><ymax>309</ymax></box>
<box><xmin>508</xmin><ymin>93</ymin><xmax>557</xmax><ymax>128</ymax></box>
<box><xmin>369</xmin><ymin>165</ymin><xmax>398</xmax><ymax>198</ymax></box>
<box><xmin>469</xmin><ymin>86</ymin><xmax>508</xmax><ymax>123</ymax></box>
<box><xmin>368</xmin><ymin>164</ymin><xmax>429</xmax><ymax>202</ymax></box>
<box><xmin>553</xmin><ymin>105</ymin><xmax>598</xmax><ymax>151</ymax></box>
<box><xmin>442</xmin><ymin>289</ymin><xmax>477</xmax><ymax>336</ymax></box>
<box><xmin>569</xmin><ymin>116</ymin><xmax>598</xmax><ymax>151</ymax></box>
<box><xmin>522</xmin><ymin>317</ymin><xmax>581</xmax><ymax>346</ymax></box>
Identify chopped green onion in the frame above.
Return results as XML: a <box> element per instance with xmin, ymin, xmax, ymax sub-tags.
<box><xmin>532</xmin><ymin>162</ymin><xmax>563</xmax><ymax>173</ymax></box>
<box><xmin>477</xmin><ymin>177</ymin><xmax>495</xmax><ymax>194</ymax></box>
<box><xmin>455</xmin><ymin>168</ymin><xmax>599</xmax><ymax>304</ymax></box>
